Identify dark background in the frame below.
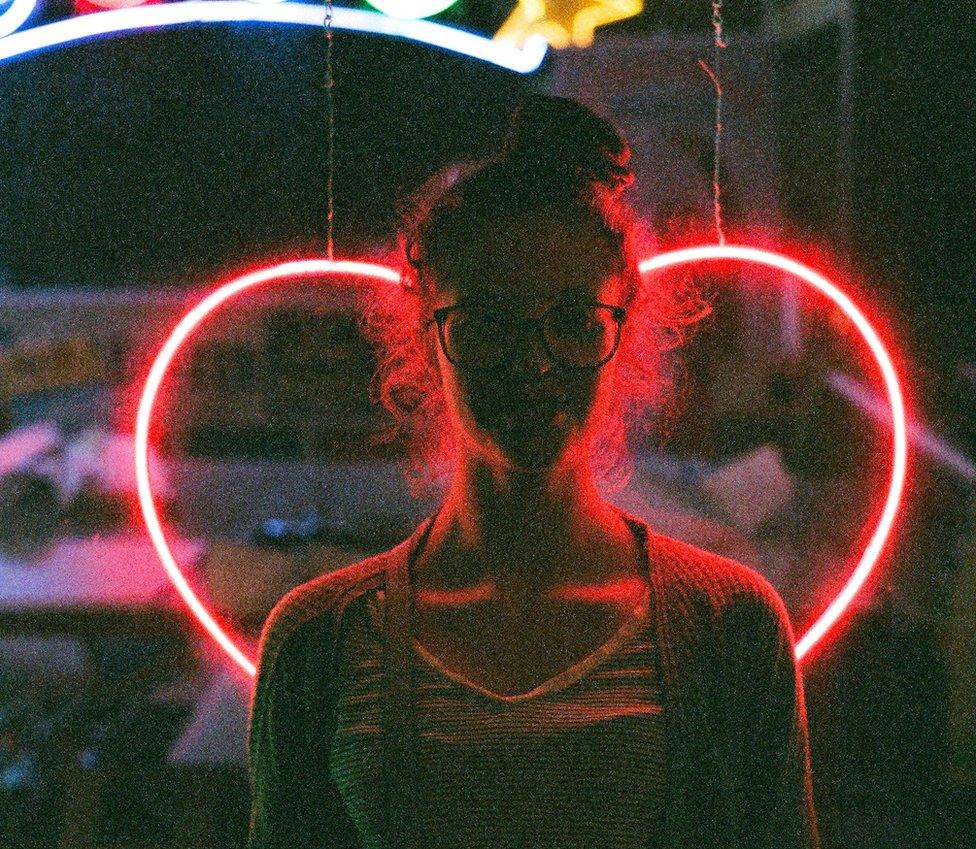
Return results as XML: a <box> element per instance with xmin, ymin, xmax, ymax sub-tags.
<box><xmin>0</xmin><ymin>2</ymin><xmax>972</xmax><ymax>847</ymax></box>
<box><xmin>1</xmin><ymin>0</ymin><xmax>969</xmax><ymax>435</ymax></box>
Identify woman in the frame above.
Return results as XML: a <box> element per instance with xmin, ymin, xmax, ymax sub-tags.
<box><xmin>248</xmin><ymin>93</ymin><xmax>821</xmax><ymax>849</ymax></box>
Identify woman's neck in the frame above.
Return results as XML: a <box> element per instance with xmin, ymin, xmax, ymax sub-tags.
<box><xmin>416</xmin><ymin>457</ymin><xmax>636</xmax><ymax>605</ymax></box>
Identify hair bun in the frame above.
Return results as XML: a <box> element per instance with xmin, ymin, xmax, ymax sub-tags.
<box><xmin>500</xmin><ymin>93</ymin><xmax>634</xmax><ymax>194</ymax></box>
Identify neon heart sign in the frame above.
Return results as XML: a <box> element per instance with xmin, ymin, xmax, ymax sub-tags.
<box><xmin>135</xmin><ymin>247</ymin><xmax>908</xmax><ymax>677</ymax></box>
<box><xmin>134</xmin><ymin>260</ymin><xmax>400</xmax><ymax>677</ymax></box>
<box><xmin>638</xmin><ymin>246</ymin><xmax>908</xmax><ymax>661</ymax></box>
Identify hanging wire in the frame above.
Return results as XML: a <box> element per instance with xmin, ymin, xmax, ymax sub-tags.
<box><xmin>324</xmin><ymin>0</ymin><xmax>336</xmax><ymax>261</ymax></box>
<box><xmin>697</xmin><ymin>0</ymin><xmax>727</xmax><ymax>246</ymax></box>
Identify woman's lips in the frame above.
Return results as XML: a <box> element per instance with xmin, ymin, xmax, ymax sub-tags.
<box><xmin>499</xmin><ymin>404</ymin><xmax>568</xmax><ymax>431</ymax></box>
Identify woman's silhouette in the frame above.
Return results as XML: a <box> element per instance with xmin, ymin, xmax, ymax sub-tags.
<box><xmin>247</xmin><ymin>94</ymin><xmax>821</xmax><ymax>849</ymax></box>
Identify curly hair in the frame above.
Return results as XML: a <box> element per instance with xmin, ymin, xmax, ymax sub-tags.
<box><xmin>356</xmin><ymin>94</ymin><xmax>712</xmax><ymax>502</ymax></box>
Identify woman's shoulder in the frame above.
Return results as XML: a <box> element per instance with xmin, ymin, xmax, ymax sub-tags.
<box><xmin>254</xmin><ymin>519</ymin><xmax>430</xmax><ymax>668</ymax></box>
<box><xmin>642</xmin><ymin>522</ymin><xmax>791</xmax><ymax>628</ymax></box>
<box><xmin>640</xmin><ymin>524</ymin><xmax>797</xmax><ymax>672</ymax></box>
<box><xmin>254</xmin><ymin>554</ymin><xmax>385</xmax><ymax>668</ymax></box>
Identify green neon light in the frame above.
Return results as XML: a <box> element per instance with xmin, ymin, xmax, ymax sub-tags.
<box><xmin>364</xmin><ymin>0</ymin><xmax>459</xmax><ymax>21</ymax></box>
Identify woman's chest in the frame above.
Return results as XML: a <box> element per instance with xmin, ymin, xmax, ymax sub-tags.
<box><xmin>409</xmin><ymin>588</ymin><xmax>649</xmax><ymax>698</ymax></box>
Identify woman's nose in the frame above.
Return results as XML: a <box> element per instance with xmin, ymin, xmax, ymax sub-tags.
<box><xmin>510</xmin><ymin>321</ymin><xmax>553</xmax><ymax>376</ymax></box>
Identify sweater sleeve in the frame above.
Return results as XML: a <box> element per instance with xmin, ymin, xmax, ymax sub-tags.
<box><xmin>247</xmin><ymin>612</ymin><xmax>361</xmax><ymax>849</ymax></box>
<box><xmin>718</xmin><ymin>581</ymin><xmax>822</xmax><ymax>849</ymax></box>
<box><xmin>248</xmin><ymin>627</ymin><xmax>304</xmax><ymax>848</ymax></box>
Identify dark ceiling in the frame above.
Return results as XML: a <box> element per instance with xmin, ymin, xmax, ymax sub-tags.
<box><xmin>0</xmin><ymin>1</ymin><xmax>969</xmax><ymax>377</ymax></box>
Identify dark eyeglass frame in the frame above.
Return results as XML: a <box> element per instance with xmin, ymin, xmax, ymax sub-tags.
<box><xmin>422</xmin><ymin>299</ymin><xmax>627</xmax><ymax>372</ymax></box>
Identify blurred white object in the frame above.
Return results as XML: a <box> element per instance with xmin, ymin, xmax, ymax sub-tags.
<box><xmin>699</xmin><ymin>444</ymin><xmax>797</xmax><ymax>534</ymax></box>
<box><xmin>0</xmin><ymin>423</ymin><xmax>172</xmax><ymax>505</ymax></box>
<box><xmin>828</xmin><ymin>369</ymin><xmax>976</xmax><ymax>481</ymax></box>
<box><xmin>64</xmin><ymin>426</ymin><xmax>173</xmax><ymax>500</ymax></box>
<box><xmin>0</xmin><ymin>533</ymin><xmax>204</xmax><ymax>608</ymax></box>
<box><xmin>0</xmin><ymin>421</ymin><xmax>62</xmax><ymax>477</ymax></box>
<box><xmin>167</xmin><ymin>668</ymin><xmax>250</xmax><ymax>766</ymax></box>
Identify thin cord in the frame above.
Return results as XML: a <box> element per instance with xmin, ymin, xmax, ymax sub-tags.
<box><xmin>697</xmin><ymin>0</ymin><xmax>726</xmax><ymax>246</ymax></box>
<box><xmin>324</xmin><ymin>0</ymin><xmax>335</xmax><ymax>261</ymax></box>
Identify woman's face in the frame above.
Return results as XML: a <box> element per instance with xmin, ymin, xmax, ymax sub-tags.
<box><xmin>423</xmin><ymin>213</ymin><xmax>626</xmax><ymax>473</ymax></box>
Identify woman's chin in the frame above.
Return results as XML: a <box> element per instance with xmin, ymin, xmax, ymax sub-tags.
<box><xmin>493</xmin><ymin>412</ymin><xmax>574</xmax><ymax>469</ymax></box>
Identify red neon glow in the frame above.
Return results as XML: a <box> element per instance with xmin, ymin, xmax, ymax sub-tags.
<box><xmin>134</xmin><ymin>259</ymin><xmax>401</xmax><ymax>678</ymax></box>
<box><xmin>74</xmin><ymin>0</ymin><xmax>160</xmax><ymax>13</ymax></box>
<box><xmin>136</xmin><ymin>247</ymin><xmax>908</xmax><ymax>676</ymax></box>
<box><xmin>639</xmin><ymin>245</ymin><xmax>909</xmax><ymax>662</ymax></box>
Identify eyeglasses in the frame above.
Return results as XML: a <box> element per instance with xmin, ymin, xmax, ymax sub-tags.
<box><xmin>423</xmin><ymin>300</ymin><xmax>627</xmax><ymax>371</ymax></box>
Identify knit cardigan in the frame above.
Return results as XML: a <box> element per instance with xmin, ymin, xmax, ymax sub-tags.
<box><xmin>247</xmin><ymin>505</ymin><xmax>822</xmax><ymax>849</ymax></box>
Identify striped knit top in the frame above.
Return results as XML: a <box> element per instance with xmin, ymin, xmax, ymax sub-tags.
<box><xmin>328</xmin><ymin>582</ymin><xmax>667</xmax><ymax>849</ymax></box>
<box><xmin>247</xmin><ymin>505</ymin><xmax>821</xmax><ymax>849</ymax></box>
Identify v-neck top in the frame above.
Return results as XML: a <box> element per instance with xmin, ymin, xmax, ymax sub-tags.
<box><xmin>407</xmin><ymin>580</ymin><xmax>653</xmax><ymax>702</ymax></box>
<box><xmin>326</xmin><ymin>581</ymin><xmax>667</xmax><ymax>848</ymax></box>
<box><xmin>247</xmin><ymin>505</ymin><xmax>822</xmax><ymax>849</ymax></box>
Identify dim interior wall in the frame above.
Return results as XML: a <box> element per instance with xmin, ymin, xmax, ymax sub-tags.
<box><xmin>547</xmin><ymin>32</ymin><xmax>796</xmax><ymax>366</ymax></box>
<box><xmin>0</xmin><ymin>283</ymin><xmax>388</xmax><ymax>457</ymax></box>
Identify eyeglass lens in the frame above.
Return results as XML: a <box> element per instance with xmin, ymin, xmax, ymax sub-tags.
<box><xmin>442</xmin><ymin>305</ymin><xmax>619</xmax><ymax>369</ymax></box>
